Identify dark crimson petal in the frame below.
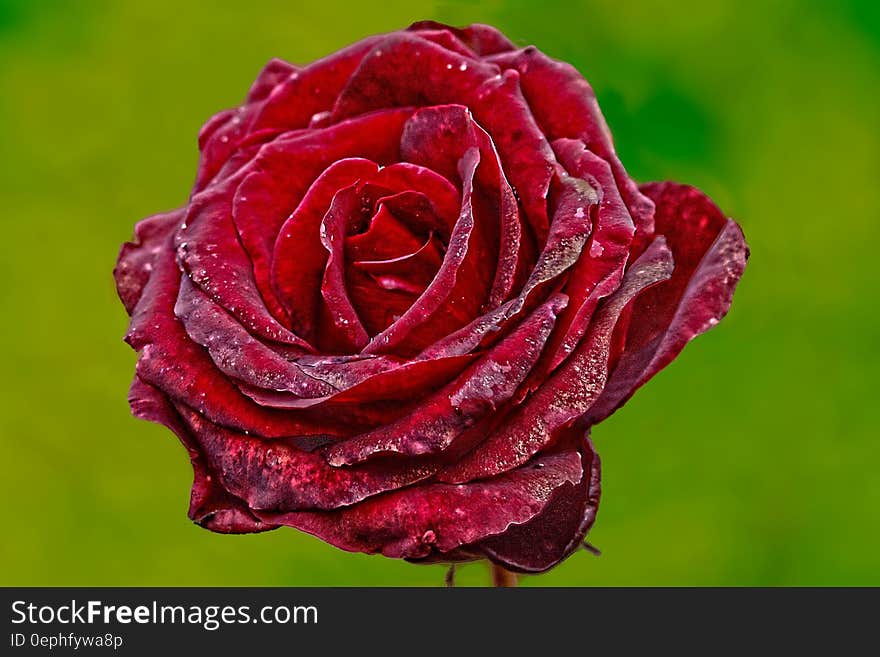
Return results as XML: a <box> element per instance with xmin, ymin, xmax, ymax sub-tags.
<box><xmin>438</xmin><ymin>237</ymin><xmax>674</xmax><ymax>483</ymax></box>
<box><xmin>479</xmin><ymin>433</ymin><xmax>600</xmax><ymax>573</ymax></box>
<box><xmin>324</xmin><ymin>294</ymin><xmax>567</xmax><ymax>466</ymax></box>
<box><xmin>259</xmin><ymin>106</ymin><xmax>413</xmax><ymax>190</ymax></box>
<box><xmin>239</xmin><ymin>353</ymin><xmax>476</xmax><ymax>409</ymax></box>
<box><xmin>177</xmin><ymin>180</ymin><xmax>313</xmax><ymax>349</ymax></box>
<box><xmin>345</xmin><ymin>194</ymin><xmax>451</xmax><ymax>334</ymax></box>
<box><xmin>295</xmin><ymin>353</ymin><xmax>406</xmax><ymax>389</ymax></box>
<box><xmin>208</xmin><ymin>127</ymin><xmax>296</xmax><ymax>187</ymax></box>
<box><xmin>585</xmin><ymin>182</ymin><xmax>749</xmax><ymax>425</ymax></box>
<box><xmin>268</xmin><ymin>108</ymin><xmax>414</xmax><ymax>327</ymax></box>
<box><xmin>400</xmin><ymin>103</ymin><xmax>481</xmax><ymax>182</ymax></box>
<box><xmin>415</xmin><ymin>296</ymin><xmax>521</xmax><ymax>360</ymax></box>
<box><xmin>353</xmin><ymin>233</ymin><xmax>445</xmax><ymax>294</ymax></box>
<box><xmin>245</xmin><ymin>58</ymin><xmax>298</xmax><ymax>103</ymax></box>
<box><xmin>175</xmin><ymin>404</ymin><xmax>439</xmax><ymax>511</ymax></box>
<box><xmin>543</xmin><ymin>138</ymin><xmax>637</xmax><ymax>369</ymax></box>
<box><xmin>174</xmin><ymin>277</ymin><xmax>335</xmax><ymax>397</ymax></box>
<box><xmin>318</xmin><ymin>185</ymin><xmax>371</xmax><ymax>351</ymax></box>
<box><xmin>195</xmin><ymin>108</ymin><xmax>255</xmax><ymax>192</ymax></box>
<box><xmin>465</xmin><ymin>69</ymin><xmax>556</xmax><ymax>242</ymax></box>
<box><xmin>401</xmin><ymin>27</ymin><xmax>478</xmax><ymax>59</ymax></box>
<box><xmin>231</xmin><ymin>171</ymin><xmax>295</xmax><ymax>325</ymax></box>
<box><xmin>114</xmin><ymin>209</ymin><xmax>183</xmax><ymax>314</ymax></box>
<box><xmin>372</xmin><ymin>162</ymin><xmax>461</xmax><ymax>229</ymax></box>
<box><xmin>197</xmin><ymin>108</ymin><xmax>236</xmax><ymax>153</ymax></box>
<box><xmin>330</xmin><ymin>33</ymin><xmax>500</xmax><ymax>122</ymax></box>
<box><xmin>201</xmin><ymin>39</ymin><xmax>372</xmax><ymax>189</ymax></box>
<box><xmin>485</xmin><ymin>147</ymin><xmax>524</xmax><ymax>307</ymax></box>
<box><xmin>363</xmin><ymin>148</ymin><xmax>491</xmax><ymax>356</ymax></box>
<box><xmin>272</xmin><ymin>158</ymin><xmax>380</xmax><ymax>341</ymax></box>
<box><xmin>488</xmin><ymin>47</ymin><xmax>656</xmax><ymax>240</ymax></box>
<box><xmin>128</xmin><ymin>376</ymin><xmax>276</xmax><ymax>534</ymax></box>
<box><xmin>256</xmin><ymin>450</ymin><xmax>583</xmax><ymax>559</ymax></box>
<box><xmin>126</xmin><ymin>236</ymin><xmax>331</xmax><ymax>438</ymax></box>
<box><xmin>251</xmin><ymin>36</ymin><xmax>384</xmax><ymax>132</ymax></box>
<box><xmin>346</xmin><ymin>203</ymin><xmax>426</xmax><ymax>262</ymax></box>
<box><xmin>195</xmin><ymin>57</ymin><xmax>300</xmax><ymax>192</ymax></box>
<box><xmin>407</xmin><ymin>22</ymin><xmax>517</xmax><ymax>57</ymax></box>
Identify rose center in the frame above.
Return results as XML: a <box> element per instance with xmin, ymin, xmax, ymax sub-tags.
<box><xmin>335</xmin><ymin>181</ymin><xmax>449</xmax><ymax>337</ymax></box>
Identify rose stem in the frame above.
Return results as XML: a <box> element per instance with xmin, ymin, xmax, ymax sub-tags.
<box><xmin>490</xmin><ymin>563</ymin><xmax>518</xmax><ymax>587</ymax></box>
<box><xmin>445</xmin><ymin>564</ymin><xmax>456</xmax><ymax>588</ymax></box>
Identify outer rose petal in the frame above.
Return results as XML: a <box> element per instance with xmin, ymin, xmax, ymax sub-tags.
<box><xmin>174</xmin><ymin>404</ymin><xmax>443</xmax><ymax>511</ymax></box>
<box><xmin>128</xmin><ymin>376</ymin><xmax>275</xmax><ymax>534</ymax></box>
<box><xmin>178</xmin><ymin>182</ymin><xmax>312</xmax><ymax>348</ymax></box>
<box><xmin>585</xmin><ymin>182</ymin><xmax>749</xmax><ymax>425</ymax></box>
<box><xmin>113</xmin><ymin>209</ymin><xmax>183</xmax><ymax>314</ymax></box>
<box><xmin>478</xmin><ymin>432</ymin><xmax>601</xmax><ymax>572</ymax></box>
<box><xmin>407</xmin><ymin>21</ymin><xmax>517</xmax><ymax>57</ymax></box>
<box><xmin>256</xmin><ymin>450</ymin><xmax>584</xmax><ymax>560</ymax></box>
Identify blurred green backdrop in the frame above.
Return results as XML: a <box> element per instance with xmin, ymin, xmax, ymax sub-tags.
<box><xmin>1</xmin><ymin>0</ymin><xmax>878</xmax><ymax>586</ymax></box>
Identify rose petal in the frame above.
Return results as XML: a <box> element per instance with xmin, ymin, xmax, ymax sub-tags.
<box><xmin>585</xmin><ymin>182</ymin><xmax>749</xmax><ymax>425</ymax></box>
<box><xmin>346</xmin><ymin>199</ymin><xmax>432</xmax><ymax>263</ymax></box>
<box><xmin>318</xmin><ymin>184</ymin><xmax>371</xmax><ymax>351</ymax></box>
<box><xmin>330</xmin><ymin>33</ymin><xmax>500</xmax><ymax>123</ymax></box>
<box><xmin>238</xmin><ymin>353</ymin><xmax>476</xmax><ymax>409</ymax></box>
<box><xmin>407</xmin><ymin>21</ymin><xmax>517</xmax><ymax>57</ymax></box>
<box><xmin>416</xmin><ymin>156</ymin><xmax>601</xmax><ymax>361</ymax></box>
<box><xmin>174</xmin><ymin>277</ymin><xmax>335</xmax><ymax>397</ymax></box>
<box><xmin>399</xmin><ymin>103</ymin><xmax>526</xmax><ymax>309</ymax></box>
<box><xmin>478</xmin><ymin>433</ymin><xmax>600</xmax><ymax>572</ymax></box>
<box><xmin>272</xmin><ymin>158</ymin><xmax>380</xmax><ymax>342</ymax></box>
<box><xmin>231</xmin><ymin>171</ymin><xmax>296</xmax><ymax>325</ymax></box>
<box><xmin>128</xmin><ymin>376</ymin><xmax>275</xmax><ymax>534</ymax></box>
<box><xmin>174</xmin><ymin>404</ymin><xmax>440</xmax><ymax>511</ymax></box>
<box><xmin>178</xmin><ymin>180</ymin><xmax>312</xmax><ymax>348</ymax></box>
<box><xmin>330</xmin><ymin>35</ymin><xmax>555</xmax><ymax>243</ymax></box>
<box><xmin>372</xmin><ymin>162</ymin><xmax>461</xmax><ymax>230</ymax></box>
<box><xmin>195</xmin><ymin>56</ymin><xmax>300</xmax><ymax>191</ymax></box>
<box><xmin>114</xmin><ymin>209</ymin><xmax>184</xmax><ymax>314</ymax></box>
<box><xmin>251</xmin><ymin>36</ymin><xmax>384</xmax><ymax>132</ymax></box>
<box><xmin>246</xmin><ymin>58</ymin><xmax>299</xmax><ymax>103</ymax></box>
<box><xmin>257</xmin><ymin>450</ymin><xmax>583</xmax><ymax>559</ymax></box>
<box><xmin>465</xmin><ymin>69</ymin><xmax>556</xmax><ymax>243</ymax></box>
<box><xmin>543</xmin><ymin>138</ymin><xmax>637</xmax><ymax>369</ymax></box>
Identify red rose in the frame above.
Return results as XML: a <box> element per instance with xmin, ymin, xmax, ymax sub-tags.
<box><xmin>115</xmin><ymin>22</ymin><xmax>748</xmax><ymax>574</ymax></box>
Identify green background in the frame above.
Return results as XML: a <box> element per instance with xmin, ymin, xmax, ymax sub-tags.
<box><xmin>1</xmin><ymin>0</ymin><xmax>878</xmax><ymax>586</ymax></box>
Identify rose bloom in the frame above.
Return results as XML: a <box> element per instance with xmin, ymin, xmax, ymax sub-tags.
<box><xmin>115</xmin><ymin>22</ymin><xmax>748</xmax><ymax>574</ymax></box>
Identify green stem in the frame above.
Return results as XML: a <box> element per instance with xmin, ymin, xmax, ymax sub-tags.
<box><xmin>491</xmin><ymin>563</ymin><xmax>518</xmax><ymax>587</ymax></box>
